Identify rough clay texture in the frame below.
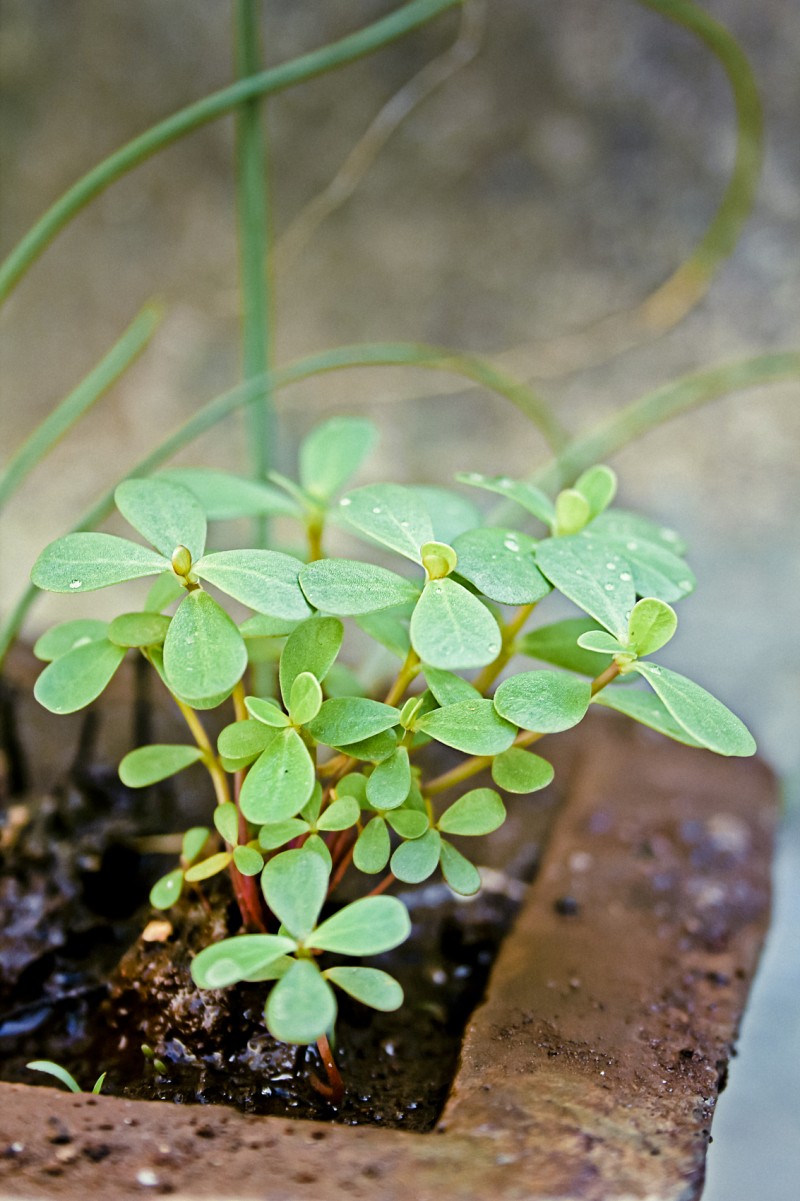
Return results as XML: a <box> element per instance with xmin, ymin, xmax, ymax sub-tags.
<box><xmin>0</xmin><ymin>717</ymin><xmax>776</xmax><ymax>1200</ymax></box>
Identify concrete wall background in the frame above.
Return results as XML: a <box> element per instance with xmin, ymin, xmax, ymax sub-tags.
<box><xmin>1</xmin><ymin>3</ymin><xmax>798</xmax><ymax>1194</ymax></box>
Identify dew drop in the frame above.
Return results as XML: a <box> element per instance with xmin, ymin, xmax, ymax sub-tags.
<box><xmin>69</xmin><ymin>579</ymin><xmax>82</xmax><ymax>589</ymax></box>
<box><xmin>400</xmin><ymin>520</ymin><xmax>410</xmax><ymax>529</ymax></box>
<box><xmin>488</xmin><ymin>641</ymin><xmax>501</xmax><ymax>654</ymax></box>
<box><xmin>464</xmin><ymin>472</ymin><xmax>483</xmax><ymax>483</ymax></box>
<box><xmin>604</xmin><ymin>583</ymin><xmax>615</xmax><ymax>591</ymax></box>
<box><xmin>371</xmin><ymin>506</ymin><xmax>382</xmax><ymax>515</ymax></box>
<box><xmin>605</xmin><ymin>562</ymin><xmax>617</xmax><ymax>571</ymax></box>
<box><xmin>678</xmin><ymin>579</ymin><xmax>692</xmax><ymax>590</ymax></box>
<box><xmin>339</xmin><ymin>497</ymin><xmax>352</xmax><ymax>507</ymax></box>
<box><xmin>497</xmin><ymin>476</ymin><xmax>513</xmax><ymax>488</ymax></box>
<box><xmin>503</xmin><ymin>537</ymin><xmax>520</xmax><ymax>552</ymax></box>
<box><xmin>575</xmin><ymin>568</ymin><xmax>583</xmax><ymax>576</ymax></box>
<box><xmin>650</xmin><ymin>665</ymin><xmax>662</xmax><ymax>675</ymax></box>
<box><xmin>74</xmin><ymin>636</ymin><xmax>91</xmax><ymax>649</ymax></box>
<box><xmin>620</xmin><ymin>572</ymin><xmax>633</xmax><ymax>582</ymax></box>
<box><xmin>661</xmin><ymin>528</ymin><xmax>679</xmax><ymax>543</ymax></box>
<box><xmin>626</xmin><ymin>540</ymin><xmax>639</xmax><ymax>551</ymax></box>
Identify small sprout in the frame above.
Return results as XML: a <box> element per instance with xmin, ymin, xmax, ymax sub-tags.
<box><xmin>421</xmin><ymin>541</ymin><xmax>457</xmax><ymax>580</ymax></box>
<box><xmin>171</xmin><ymin>544</ymin><xmax>193</xmax><ymax>578</ymax></box>
<box><xmin>26</xmin><ymin>1061</ymin><xmax>106</xmax><ymax>1095</ymax></box>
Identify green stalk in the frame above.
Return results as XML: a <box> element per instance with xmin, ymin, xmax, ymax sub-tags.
<box><xmin>234</xmin><ymin>0</ymin><xmax>274</xmax><ymax>545</ymax></box>
<box><xmin>0</xmin><ymin>303</ymin><xmax>161</xmax><ymax>509</ymax></box>
<box><xmin>0</xmin><ymin>0</ymin><xmax>461</xmax><ymax>303</ymax></box>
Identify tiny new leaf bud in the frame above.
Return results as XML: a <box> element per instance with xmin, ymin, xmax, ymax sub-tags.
<box><xmin>421</xmin><ymin>541</ymin><xmax>457</xmax><ymax>580</ymax></box>
<box><xmin>171</xmin><ymin>544</ymin><xmax>193</xmax><ymax>578</ymax></box>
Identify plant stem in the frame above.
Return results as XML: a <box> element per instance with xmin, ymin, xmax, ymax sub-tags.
<box><xmin>314</xmin><ymin>1034</ymin><xmax>344</xmax><ymax>1106</ymax></box>
<box><xmin>366</xmin><ymin>872</ymin><xmax>396</xmax><ymax>897</ymax></box>
<box><xmin>471</xmin><ymin>603</ymin><xmax>536</xmax><ymax>695</ymax></box>
<box><xmin>383</xmin><ymin>648</ymin><xmax>421</xmax><ymax>707</ymax></box>
<box><xmin>234</xmin><ymin>0</ymin><xmax>275</xmax><ymax>547</ymax></box>
<box><xmin>173</xmin><ymin>697</ymin><xmax>232</xmax><ymax>809</ymax></box>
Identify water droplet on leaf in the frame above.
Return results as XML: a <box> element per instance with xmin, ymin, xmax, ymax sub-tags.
<box><xmin>339</xmin><ymin>497</ymin><xmax>351</xmax><ymax>507</ymax></box>
<box><xmin>620</xmin><ymin>572</ymin><xmax>632</xmax><ymax>582</ymax></box>
<box><xmin>69</xmin><ymin>579</ymin><xmax>82</xmax><ymax>589</ymax></box>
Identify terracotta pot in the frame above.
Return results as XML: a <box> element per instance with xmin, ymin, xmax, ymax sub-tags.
<box><xmin>0</xmin><ymin>695</ymin><xmax>775</xmax><ymax>1201</ymax></box>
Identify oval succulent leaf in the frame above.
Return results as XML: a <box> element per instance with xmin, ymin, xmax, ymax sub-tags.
<box><xmin>438</xmin><ymin>788</ymin><xmax>506</xmax><ymax>836</ymax></box>
<box><xmin>353</xmin><ymin>816</ymin><xmax>391</xmax><ymax>874</ymax></box>
<box><xmin>213</xmin><ymin>802</ymin><xmax>240</xmax><ymax>845</ymax></box>
<box><xmin>337</xmin><ymin>484</ymin><xmax>433</xmax><ymax>563</ymax></box>
<box><xmin>491</xmin><ymin>747</ymin><xmax>554</xmax><ymax>794</ymax></box>
<box><xmin>386</xmin><ymin>808</ymin><xmax>429</xmax><ymax>839</ymax></box>
<box><xmin>517</xmin><ymin>617</ymin><xmax>612</xmax><ymax>676</ymax></box>
<box><xmin>410</xmin><ymin>577</ymin><xmax>502</xmax><ymax>670</ymax></box>
<box><xmin>149</xmin><ymin>869</ymin><xmax>184</xmax><ymax>911</ymax></box>
<box><xmin>576</xmin><ymin>630</ymin><xmax>628</xmax><ymax>656</ymax></box>
<box><xmin>258</xmin><ymin>818</ymin><xmax>309</xmax><ymax>851</ymax></box>
<box><xmin>554</xmin><ymin>489</ymin><xmax>591</xmax><ymax>536</ymax></box>
<box><xmin>306</xmin><ymin>698</ymin><xmax>400</xmax><ymax>747</ymax></box>
<box><xmin>439</xmin><ymin>840</ymin><xmax>481</xmax><ymax>896</ymax></box>
<box><xmin>592</xmin><ymin>509</ymin><xmax>686</xmax><ymax>555</ymax></box>
<box><xmin>33</xmin><ymin>618</ymin><xmax>109</xmax><ymax>662</ymax></box>
<box><xmin>184</xmin><ymin>851</ymin><xmax>232</xmax><ymax>882</ymax></box>
<box><xmin>418</xmin><ymin>698</ymin><xmax>516</xmax><ymax>755</ymax></box>
<box><xmin>34</xmin><ymin>638</ymin><xmax>126</xmax><ymax>714</ymax></box>
<box><xmin>494</xmin><ymin>670</ymin><xmax>591</xmax><ymax>733</ymax></box>
<box><xmin>262</xmin><ymin>849</ymin><xmax>330</xmax><ymax>941</ymax></box>
<box><xmin>218</xmin><ymin>718</ymin><xmax>279</xmax><ymax>762</ymax></box>
<box><xmin>627</xmin><ymin>598</ymin><xmax>678</xmax><ymax>656</ymax></box>
<box><xmin>324</xmin><ymin>966</ymin><xmax>403</xmax><ymax>1012</ymax></box>
<box><xmin>30</xmin><ymin>532</ymin><xmax>167</xmax><ymax>593</ymax></box>
<box><xmin>535</xmin><ymin>532</ymin><xmax>635</xmax><ymax>642</ymax></box>
<box><xmin>233</xmin><ymin>846</ymin><xmax>264</xmax><ymax>876</ymax></box>
<box><xmin>194</xmin><ymin>550</ymin><xmax>310</xmax><ymax>621</ymax></box>
<box><xmin>182</xmin><ymin>826</ymin><xmax>210</xmax><ymax>865</ymax></box>
<box><xmin>144</xmin><ymin>571</ymin><xmax>187</xmax><ymax>614</ymax></box>
<box><xmin>593</xmin><ymin>686</ymin><xmax>704</xmax><ymax>747</ymax></box>
<box><xmin>239</xmin><ymin>728</ymin><xmax>315</xmax><ymax>823</ymax></box>
<box><xmin>310</xmin><ymin>895</ymin><xmax>411</xmax><ymax>955</ymax></box>
<box><xmin>299</xmin><ymin>416</ymin><xmax>378</xmax><ymax>501</ymax></box>
<box><xmin>244</xmin><ymin>696</ymin><xmax>290</xmax><ymax>727</ymax></box>
<box><xmin>161</xmin><ymin>468</ymin><xmax>300</xmax><ymax>520</ymax></box>
<box><xmin>279</xmin><ymin>616</ymin><xmax>344</xmax><ymax>706</ymax></box>
<box><xmin>115</xmin><ymin>478</ymin><xmax>207</xmax><ymax>561</ymax></box>
<box><xmin>266</xmin><ymin>959</ymin><xmax>336</xmax><ymax>1045</ymax></box>
<box><xmin>316</xmin><ymin>795</ymin><xmax>360</xmax><ymax>832</ymax></box>
<box><xmin>334</xmin><ymin>729</ymin><xmax>399</xmax><ymax>763</ymax></box>
<box><xmin>366</xmin><ymin>748</ymin><xmax>411</xmax><ymax>811</ymax></box>
<box><xmin>410</xmin><ymin>486</ymin><xmax>481</xmax><ymax>543</ymax></box>
<box><xmin>423</xmin><ymin>667</ymin><xmax>480</xmax><ymax>707</ymax></box>
<box><xmin>288</xmin><ymin>672</ymin><xmax>323</xmax><ymax>726</ymax></box>
<box><xmin>119</xmin><ymin>743</ymin><xmax>204</xmax><ymax>788</ymax></box>
<box><xmin>162</xmin><ymin>590</ymin><xmax>247</xmax><ymax>703</ymax></box>
<box><xmin>191</xmin><ymin>934</ymin><xmax>296</xmax><ymax>990</ymax></box>
<box><xmin>355</xmin><ymin>606</ymin><xmax>412</xmax><ymax>660</ymax></box>
<box><xmin>390</xmin><ymin>828</ymin><xmax>442</xmax><ymax>884</ymax></box>
<box><xmin>456</xmin><ymin>472</ymin><xmax>555</xmax><ymax>526</ymax></box>
<box><xmin>632</xmin><ymin>662</ymin><xmax>756</xmax><ymax>757</ymax></box>
<box><xmin>573</xmin><ymin>465</ymin><xmax>617</xmax><ymax>518</ymax></box>
<box><xmin>108</xmin><ymin>612</ymin><xmax>170</xmax><ymax>649</ymax></box>
<box><xmin>299</xmin><ymin>558</ymin><xmax>420</xmax><ymax>616</ymax></box>
<box><xmin>591</xmin><ymin>532</ymin><xmax>695</xmax><ymax>603</ymax></box>
<box><xmin>451</xmin><ymin>528</ymin><xmax>551</xmax><ymax>605</ymax></box>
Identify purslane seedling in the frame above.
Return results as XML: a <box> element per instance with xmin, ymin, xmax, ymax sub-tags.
<box><xmin>30</xmin><ymin>415</ymin><xmax>755</xmax><ymax>1101</ymax></box>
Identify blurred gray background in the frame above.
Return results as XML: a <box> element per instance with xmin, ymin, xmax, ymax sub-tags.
<box><xmin>1</xmin><ymin>2</ymin><xmax>798</xmax><ymax>1194</ymax></box>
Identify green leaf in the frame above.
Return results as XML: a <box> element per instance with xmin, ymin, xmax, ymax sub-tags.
<box><xmin>593</xmin><ymin>686</ymin><xmax>704</xmax><ymax>747</ymax></box>
<box><xmin>451</xmin><ymin>528</ymin><xmax>551</xmax><ymax>605</ymax></box>
<box><xmin>366</xmin><ymin>748</ymin><xmax>411</xmax><ymax>810</ymax></box>
<box><xmin>279</xmin><ymin>616</ymin><xmax>344</xmax><ymax>706</ymax></box>
<box><xmin>411</xmin><ymin>486</ymin><xmax>481</xmax><ymax>543</ymax></box>
<box><xmin>592</xmin><ymin>509</ymin><xmax>686</xmax><ymax>555</ymax></box>
<box><xmin>338</xmin><ymin>484</ymin><xmax>433</xmax><ymax>563</ymax></box>
<box><xmin>591</xmin><ymin>531</ymin><xmax>695</xmax><ymax>603</ymax></box>
<box><xmin>632</xmin><ymin>662</ymin><xmax>756</xmax><ymax>756</ymax></box>
<box><xmin>355</xmin><ymin>606</ymin><xmax>412</xmax><ymax>659</ymax></box>
<box><xmin>386</xmin><ymin>808</ymin><xmax>429</xmax><ymax>839</ymax></box>
<box><xmin>288</xmin><ymin>672</ymin><xmax>323</xmax><ymax>726</ymax></box>
<box><xmin>517</xmin><ymin>617</ymin><xmax>613</xmax><ymax>676</ymax></box>
<box><xmin>213</xmin><ymin>803</ymin><xmax>240</xmax><ymax>845</ymax></box>
<box><xmin>299</xmin><ymin>558</ymin><xmax>420</xmax><ymax>616</ymax></box>
<box><xmin>438</xmin><ymin>788</ymin><xmax>506</xmax><ymax>836</ymax></box>
<box><xmin>324</xmin><ymin>966</ymin><xmax>403</xmax><ymax>1012</ymax></box>
<box><xmin>574</xmin><ymin>465</ymin><xmax>617</xmax><ymax>518</ymax></box>
<box><xmin>299</xmin><ymin>416</ymin><xmax>378</xmax><ymax>501</ymax></box>
<box><xmin>322</xmin><ymin>662</ymin><xmax>365</xmax><ymax>699</ymax></box>
<box><xmin>554</xmin><ymin>489</ymin><xmax>591</xmax><ymax>536</ymax></box>
<box><xmin>423</xmin><ymin>667</ymin><xmax>480</xmax><ymax>707</ymax></box>
<box><xmin>184</xmin><ymin>851</ymin><xmax>232</xmax><ymax>882</ymax></box>
<box><xmin>115</xmin><ymin>478</ymin><xmax>207</xmax><ymax>561</ymax></box>
<box><xmin>34</xmin><ymin>638</ymin><xmax>126</xmax><ymax>714</ymax></box>
<box><xmin>26</xmin><ymin>1062</ymin><xmax>83</xmax><ymax>1094</ymax></box>
<box><xmin>535</xmin><ymin>533</ymin><xmax>636</xmax><ymax>641</ymax></box>
<box><xmin>33</xmin><ymin>619</ymin><xmax>109</xmax><ymax>662</ymax></box>
<box><xmin>181</xmin><ymin>827</ymin><xmax>210</xmax><ymax>865</ymax></box>
<box><xmin>244</xmin><ymin>696</ymin><xmax>290</xmax><ymax>727</ymax></box>
<box><xmin>576</xmin><ymin>630</ymin><xmax>628</xmax><ymax>655</ymax></box>
<box><xmin>30</xmin><ymin>532</ymin><xmax>167</xmax><ymax>593</ymax></box>
<box><xmin>627</xmin><ymin>598</ymin><xmax>678</xmax><ymax>656</ymax></box>
<box><xmin>410</xmin><ymin>577</ymin><xmax>502</xmax><ymax>669</ymax></box>
<box><xmin>119</xmin><ymin>743</ymin><xmax>203</xmax><ymax>787</ymax></box>
<box><xmin>160</xmin><ymin>468</ymin><xmax>300</xmax><ymax>519</ymax></box>
<box><xmin>144</xmin><ymin>570</ymin><xmax>186</xmax><ymax>613</ymax></box>
<box><xmin>262</xmin><ymin>848</ymin><xmax>330</xmax><ymax>940</ymax></box>
<box><xmin>353</xmin><ymin>816</ymin><xmax>391</xmax><ymax>874</ymax></box>
<box><xmin>302</xmin><ymin>781</ymin><xmax>324</xmax><ymax>825</ymax></box>
<box><xmin>306</xmin><ymin>698</ymin><xmax>400</xmax><ymax>747</ymax></box>
<box><xmin>233</xmin><ymin>846</ymin><xmax>264</xmax><ymax>876</ymax></box>
<box><xmin>108</xmin><ymin>612</ymin><xmax>170</xmax><ymax>649</ymax></box>
<box><xmin>335</xmin><ymin>774</ymin><xmax>368</xmax><ymax>806</ymax></box>
<box><xmin>420</xmin><ymin>541</ymin><xmax>457</xmax><ymax>580</ymax></box>
<box><xmin>239</xmin><ymin>728</ymin><xmax>315</xmax><ymax>823</ymax></box>
<box><xmin>391</xmin><ymin>828</ymin><xmax>442</xmax><ymax>884</ymax></box>
<box><xmin>418</xmin><ymin>699</ymin><xmax>516</xmax><ymax>756</ymax></box>
<box><xmin>491</xmin><ymin>748</ymin><xmax>554</xmax><ymax>794</ymax></box>
<box><xmin>266</xmin><ymin>959</ymin><xmax>336</xmax><ymax>1045</ymax></box>
<box><xmin>439</xmin><ymin>840</ymin><xmax>481</xmax><ymax>896</ymax></box>
<box><xmin>494</xmin><ymin>670</ymin><xmax>591</xmax><ymax>733</ymax></box>
<box><xmin>194</xmin><ymin>550</ymin><xmax>310</xmax><ymax>621</ymax></box>
<box><xmin>149</xmin><ymin>869</ymin><xmax>184</xmax><ymax>910</ymax></box>
<box><xmin>191</xmin><ymin>934</ymin><xmax>296</xmax><ymax>990</ymax></box>
<box><xmin>317</xmin><ymin>796</ymin><xmax>360</xmax><ymax>832</ymax></box>
<box><xmin>258</xmin><ymin>819</ymin><xmax>308</xmax><ymax>851</ymax></box>
<box><xmin>335</xmin><ymin>729</ymin><xmax>398</xmax><ymax>762</ymax></box>
<box><xmin>240</xmin><ymin>613</ymin><xmax>299</xmax><ymax>639</ymax></box>
<box><xmin>218</xmin><ymin>718</ymin><xmax>279</xmax><ymax>763</ymax></box>
<box><xmin>456</xmin><ymin>472</ymin><xmax>555</xmax><ymax>526</ymax></box>
<box><xmin>162</xmin><ymin>591</ymin><xmax>247</xmax><ymax>703</ymax></box>
<box><xmin>310</xmin><ymin>895</ymin><xmax>411</xmax><ymax>955</ymax></box>
<box><xmin>304</xmin><ymin>833</ymin><xmax>333</xmax><ymax>871</ymax></box>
